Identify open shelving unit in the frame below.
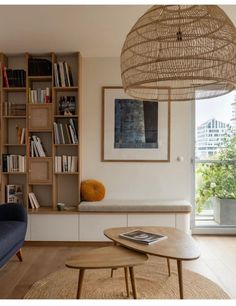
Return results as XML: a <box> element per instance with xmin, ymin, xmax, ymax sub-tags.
<box><xmin>0</xmin><ymin>52</ymin><xmax>81</xmax><ymax>214</ymax></box>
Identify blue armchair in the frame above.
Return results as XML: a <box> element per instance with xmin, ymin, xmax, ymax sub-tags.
<box><xmin>0</xmin><ymin>203</ymin><xmax>27</xmax><ymax>268</ymax></box>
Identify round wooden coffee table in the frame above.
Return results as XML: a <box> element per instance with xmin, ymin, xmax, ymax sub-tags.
<box><xmin>65</xmin><ymin>245</ymin><xmax>148</xmax><ymax>299</ymax></box>
<box><xmin>104</xmin><ymin>226</ymin><xmax>200</xmax><ymax>299</ymax></box>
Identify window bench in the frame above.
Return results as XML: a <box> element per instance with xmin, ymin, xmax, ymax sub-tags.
<box><xmin>26</xmin><ymin>200</ymin><xmax>192</xmax><ymax>241</ymax></box>
<box><xmin>78</xmin><ymin>200</ymin><xmax>191</xmax><ymax>241</ymax></box>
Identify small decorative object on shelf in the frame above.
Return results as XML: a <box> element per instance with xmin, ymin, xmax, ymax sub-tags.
<box><xmin>57</xmin><ymin>202</ymin><xmax>65</xmax><ymax>211</ymax></box>
<box><xmin>58</xmin><ymin>96</ymin><xmax>76</xmax><ymax>115</ymax></box>
<box><xmin>6</xmin><ymin>185</ymin><xmax>23</xmax><ymax>204</ymax></box>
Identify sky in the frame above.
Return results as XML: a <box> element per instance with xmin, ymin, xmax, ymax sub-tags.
<box><xmin>195</xmin><ymin>90</ymin><xmax>235</xmax><ymax>127</ymax></box>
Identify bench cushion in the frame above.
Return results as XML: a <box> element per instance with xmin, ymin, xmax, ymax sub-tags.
<box><xmin>78</xmin><ymin>200</ymin><xmax>192</xmax><ymax>213</ymax></box>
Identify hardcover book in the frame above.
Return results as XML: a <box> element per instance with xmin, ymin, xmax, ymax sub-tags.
<box><xmin>119</xmin><ymin>230</ymin><xmax>167</xmax><ymax>245</ymax></box>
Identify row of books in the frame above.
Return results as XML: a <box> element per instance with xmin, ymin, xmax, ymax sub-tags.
<box><xmin>54</xmin><ymin>156</ymin><xmax>78</xmax><ymax>173</ymax></box>
<box><xmin>28</xmin><ymin>192</ymin><xmax>40</xmax><ymax>209</ymax></box>
<box><xmin>28</xmin><ymin>87</ymin><xmax>51</xmax><ymax>103</ymax></box>
<box><xmin>28</xmin><ymin>58</ymin><xmax>52</xmax><ymax>76</ymax></box>
<box><xmin>3</xmin><ymin>102</ymin><xmax>26</xmax><ymax>116</ymax></box>
<box><xmin>6</xmin><ymin>185</ymin><xmax>23</xmax><ymax>204</ymax></box>
<box><xmin>54</xmin><ymin>62</ymin><xmax>73</xmax><ymax>87</ymax></box>
<box><xmin>16</xmin><ymin>126</ymin><xmax>26</xmax><ymax>144</ymax></box>
<box><xmin>2</xmin><ymin>67</ymin><xmax>26</xmax><ymax>87</ymax></box>
<box><xmin>58</xmin><ymin>96</ymin><xmax>76</xmax><ymax>115</ymax></box>
<box><xmin>2</xmin><ymin>154</ymin><xmax>26</xmax><ymax>172</ymax></box>
<box><xmin>30</xmin><ymin>135</ymin><xmax>46</xmax><ymax>157</ymax></box>
<box><xmin>53</xmin><ymin>119</ymin><xmax>78</xmax><ymax>144</ymax></box>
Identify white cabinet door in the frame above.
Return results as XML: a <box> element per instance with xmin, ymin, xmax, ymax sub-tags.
<box><xmin>31</xmin><ymin>214</ymin><xmax>79</xmax><ymax>241</ymax></box>
<box><xmin>175</xmin><ymin>213</ymin><xmax>190</xmax><ymax>234</ymax></box>
<box><xmin>127</xmin><ymin>213</ymin><xmax>175</xmax><ymax>227</ymax></box>
<box><xmin>79</xmin><ymin>214</ymin><xmax>127</xmax><ymax>241</ymax></box>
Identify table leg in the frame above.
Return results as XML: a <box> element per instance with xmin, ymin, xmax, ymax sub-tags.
<box><xmin>177</xmin><ymin>260</ymin><xmax>183</xmax><ymax>299</ymax></box>
<box><xmin>129</xmin><ymin>266</ymin><xmax>137</xmax><ymax>299</ymax></box>
<box><xmin>167</xmin><ymin>258</ymin><xmax>171</xmax><ymax>276</ymax></box>
<box><xmin>77</xmin><ymin>269</ymin><xmax>85</xmax><ymax>299</ymax></box>
<box><xmin>124</xmin><ymin>267</ymin><xmax>130</xmax><ymax>297</ymax></box>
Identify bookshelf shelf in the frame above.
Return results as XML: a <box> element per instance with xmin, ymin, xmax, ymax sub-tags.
<box><xmin>2</xmin><ymin>172</ymin><xmax>26</xmax><ymax>175</ymax></box>
<box><xmin>54</xmin><ymin>172</ymin><xmax>79</xmax><ymax>175</ymax></box>
<box><xmin>2</xmin><ymin>87</ymin><xmax>26</xmax><ymax>92</ymax></box>
<box><xmin>0</xmin><ymin>52</ymin><xmax>81</xmax><ymax>212</ymax></box>
<box><xmin>54</xmin><ymin>144</ymin><xmax>78</xmax><ymax>147</ymax></box>
<box><xmin>28</xmin><ymin>76</ymin><xmax>52</xmax><ymax>82</ymax></box>
<box><xmin>28</xmin><ymin>207</ymin><xmax>78</xmax><ymax>214</ymax></box>
<box><xmin>3</xmin><ymin>116</ymin><xmax>26</xmax><ymax>119</ymax></box>
<box><xmin>54</xmin><ymin>115</ymin><xmax>78</xmax><ymax>118</ymax></box>
<box><xmin>3</xmin><ymin>144</ymin><xmax>26</xmax><ymax>146</ymax></box>
<box><xmin>54</xmin><ymin>86</ymin><xmax>78</xmax><ymax>92</ymax></box>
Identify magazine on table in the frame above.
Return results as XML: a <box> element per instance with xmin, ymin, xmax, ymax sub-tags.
<box><xmin>119</xmin><ymin>230</ymin><xmax>167</xmax><ymax>245</ymax></box>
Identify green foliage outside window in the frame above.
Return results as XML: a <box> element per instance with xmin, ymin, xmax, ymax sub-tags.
<box><xmin>196</xmin><ymin>135</ymin><xmax>236</xmax><ymax>214</ymax></box>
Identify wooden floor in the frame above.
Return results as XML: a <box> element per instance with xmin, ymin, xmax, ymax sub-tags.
<box><xmin>0</xmin><ymin>235</ymin><xmax>236</xmax><ymax>299</ymax></box>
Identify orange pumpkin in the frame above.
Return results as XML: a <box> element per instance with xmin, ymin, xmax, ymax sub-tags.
<box><xmin>81</xmin><ymin>179</ymin><xmax>105</xmax><ymax>201</ymax></box>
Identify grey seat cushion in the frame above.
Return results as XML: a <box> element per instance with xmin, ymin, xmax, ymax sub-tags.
<box><xmin>78</xmin><ymin>200</ymin><xmax>192</xmax><ymax>213</ymax></box>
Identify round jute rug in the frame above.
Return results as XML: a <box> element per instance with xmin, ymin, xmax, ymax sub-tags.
<box><xmin>24</xmin><ymin>258</ymin><xmax>229</xmax><ymax>299</ymax></box>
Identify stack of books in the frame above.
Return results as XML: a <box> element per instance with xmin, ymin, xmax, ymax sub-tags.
<box><xmin>28</xmin><ymin>58</ymin><xmax>52</xmax><ymax>76</ymax></box>
<box><xmin>6</xmin><ymin>185</ymin><xmax>23</xmax><ymax>204</ymax></box>
<box><xmin>58</xmin><ymin>96</ymin><xmax>76</xmax><ymax>115</ymax></box>
<box><xmin>28</xmin><ymin>192</ymin><xmax>40</xmax><ymax>209</ymax></box>
<box><xmin>53</xmin><ymin>119</ymin><xmax>78</xmax><ymax>144</ymax></box>
<box><xmin>2</xmin><ymin>66</ymin><xmax>26</xmax><ymax>87</ymax></box>
<box><xmin>53</xmin><ymin>61</ymin><xmax>73</xmax><ymax>87</ymax></box>
<box><xmin>2</xmin><ymin>154</ymin><xmax>26</xmax><ymax>172</ymax></box>
<box><xmin>16</xmin><ymin>126</ymin><xmax>26</xmax><ymax>144</ymax></box>
<box><xmin>30</xmin><ymin>135</ymin><xmax>46</xmax><ymax>157</ymax></box>
<box><xmin>55</xmin><ymin>156</ymin><xmax>78</xmax><ymax>173</ymax></box>
<box><xmin>28</xmin><ymin>88</ymin><xmax>51</xmax><ymax>103</ymax></box>
<box><xmin>3</xmin><ymin>102</ymin><xmax>26</xmax><ymax>116</ymax></box>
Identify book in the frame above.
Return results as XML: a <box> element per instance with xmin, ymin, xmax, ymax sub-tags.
<box><xmin>2</xmin><ymin>154</ymin><xmax>26</xmax><ymax>172</ymax></box>
<box><xmin>6</xmin><ymin>185</ymin><xmax>23</xmax><ymax>204</ymax></box>
<box><xmin>28</xmin><ymin>192</ymin><xmax>40</xmax><ymax>209</ymax></box>
<box><xmin>3</xmin><ymin>67</ymin><xmax>26</xmax><ymax>87</ymax></box>
<box><xmin>119</xmin><ymin>230</ymin><xmax>167</xmax><ymax>245</ymax></box>
<box><xmin>28</xmin><ymin>57</ymin><xmax>52</xmax><ymax>76</ymax></box>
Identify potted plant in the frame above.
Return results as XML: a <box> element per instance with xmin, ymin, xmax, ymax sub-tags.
<box><xmin>196</xmin><ymin>135</ymin><xmax>236</xmax><ymax>224</ymax></box>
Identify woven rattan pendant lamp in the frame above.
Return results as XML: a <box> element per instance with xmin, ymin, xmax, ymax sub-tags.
<box><xmin>121</xmin><ymin>5</ymin><xmax>236</xmax><ymax>102</ymax></box>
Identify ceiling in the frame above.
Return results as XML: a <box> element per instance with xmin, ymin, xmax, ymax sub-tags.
<box><xmin>0</xmin><ymin>5</ymin><xmax>235</xmax><ymax>57</ymax></box>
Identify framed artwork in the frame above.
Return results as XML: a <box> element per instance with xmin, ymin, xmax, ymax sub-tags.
<box><xmin>102</xmin><ymin>86</ymin><xmax>171</xmax><ymax>162</ymax></box>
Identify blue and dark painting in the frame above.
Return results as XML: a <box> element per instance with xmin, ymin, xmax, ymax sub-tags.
<box><xmin>114</xmin><ymin>99</ymin><xmax>158</xmax><ymax>149</ymax></box>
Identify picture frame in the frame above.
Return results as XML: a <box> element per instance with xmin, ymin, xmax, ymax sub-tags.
<box><xmin>102</xmin><ymin>86</ymin><xmax>171</xmax><ymax>162</ymax></box>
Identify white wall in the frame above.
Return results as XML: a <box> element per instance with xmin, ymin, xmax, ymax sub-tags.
<box><xmin>81</xmin><ymin>57</ymin><xmax>193</xmax><ymax>202</ymax></box>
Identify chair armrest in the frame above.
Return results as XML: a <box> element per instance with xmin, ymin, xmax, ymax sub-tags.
<box><xmin>0</xmin><ymin>203</ymin><xmax>27</xmax><ymax>223</ymax></box>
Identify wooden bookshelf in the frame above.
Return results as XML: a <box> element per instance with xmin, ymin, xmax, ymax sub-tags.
<box><xmin>0</xmin><ymin>52</ymin><xmax>81</xmax><ymax>211</ymax></box>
